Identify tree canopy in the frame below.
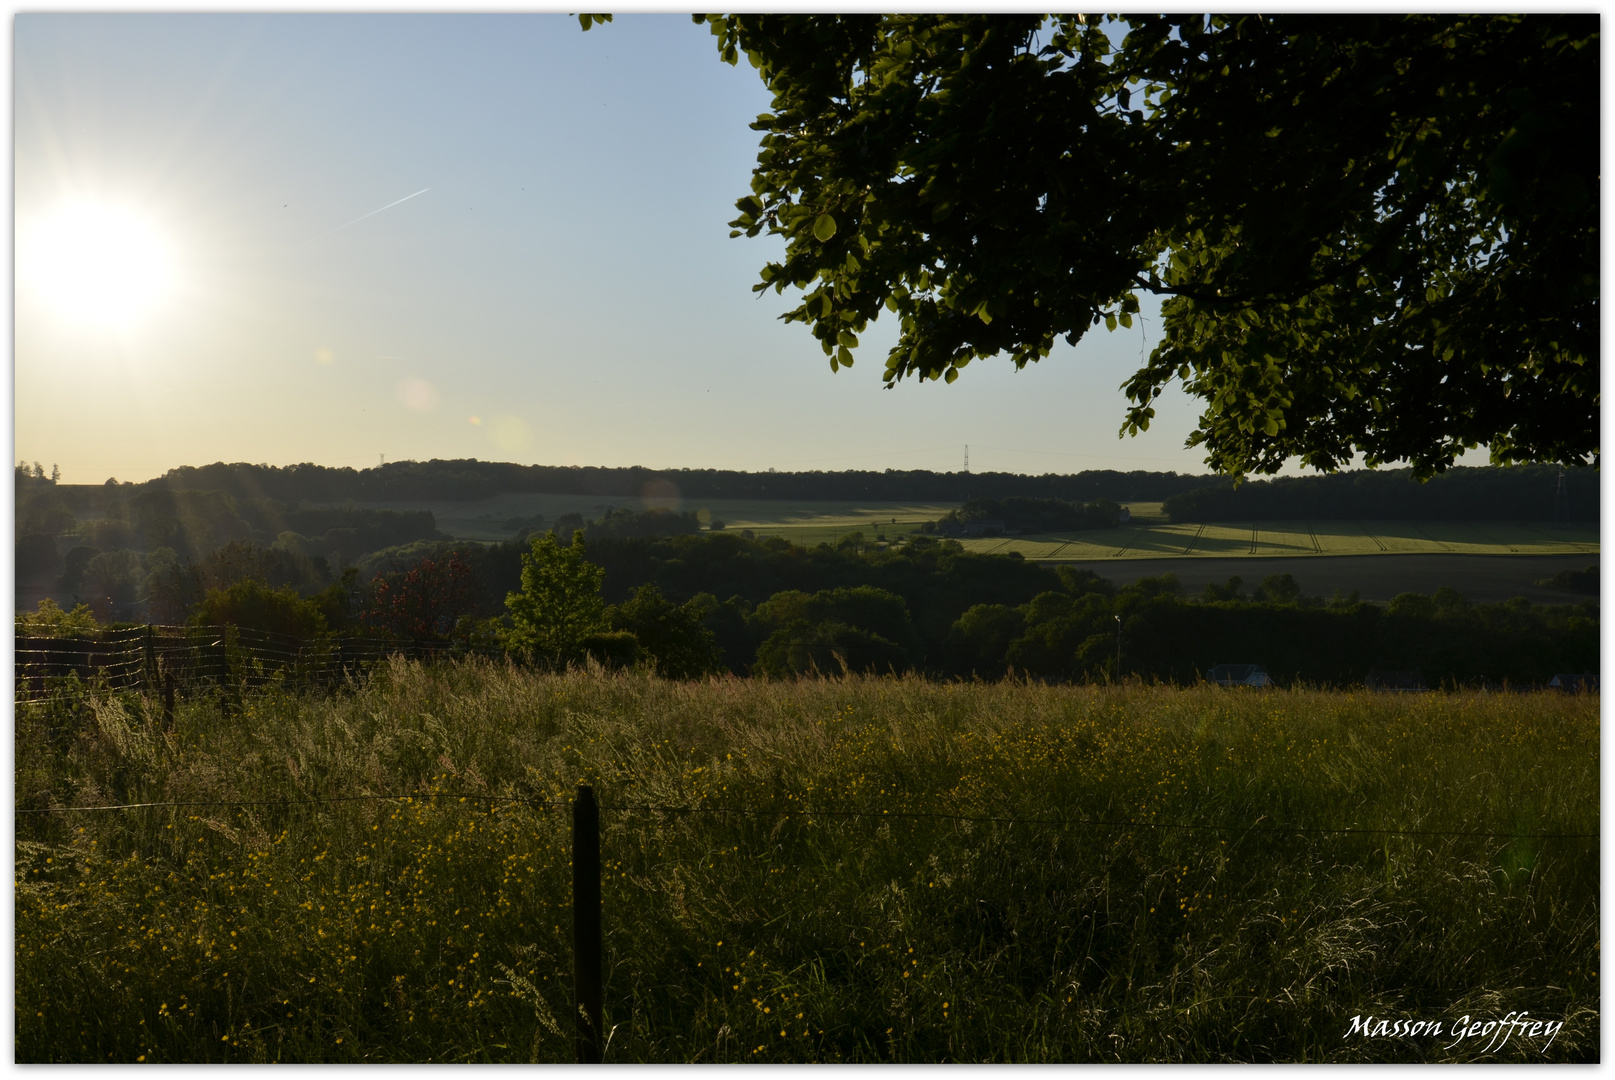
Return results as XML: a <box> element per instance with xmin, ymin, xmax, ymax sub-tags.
<box><xmin>504</xmin><ymin>530</ymin><xmax>609</xmax><ymax>663</ymax></box>
<box><xmin>669</xmin><ymin>14</ymin><xmax>1597</xmax><ymax>478</ymax></box>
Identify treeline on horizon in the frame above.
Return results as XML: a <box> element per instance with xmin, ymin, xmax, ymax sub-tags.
<box><xmin>16</xmin><ymin>483</ymin><xmax>447</xmax><ymax>579</ymax></box>
<box><xmin>1163</xmin><ymin>465</ymin><xmax>1599</xmax><ymax>522</ymax></box>
<box><xmin>21</xmin><ymin>457</ymin><xmax>1596</xmax><ymax>521</ymax></box>
<box><xmin>47</xmin><ymin>459</ymin><xmax>1215</xmax><ymax>505</ymax></box>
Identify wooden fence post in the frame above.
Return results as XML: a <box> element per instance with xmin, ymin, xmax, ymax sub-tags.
<box><xmin>143</xmin><ymin>625</ymin><xmax>157</xmax><ymax>690</ymax></box>
<box><xmin>161</xmin><ymin>670</ymin><xmax>176</xmax><ymax>733</ymax></box>
<box><xmin>573</xmin><ymin>784</ymin><xmax>603</xmax><ymax>1063</ymax></box>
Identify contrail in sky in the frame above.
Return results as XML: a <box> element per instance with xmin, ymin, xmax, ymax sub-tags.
<box><xmin>302</xmin><ymin>187</ymin><xmax>430</xmax><ymax>245</ymax></box>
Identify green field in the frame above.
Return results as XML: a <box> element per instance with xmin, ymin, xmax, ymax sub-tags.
<box><xmin>349</xmin><ymin>495</ymin><xmax>957</xmax><ymax>545</ymax></box>
<box><xmin>959</xmin><ymin>520</ymin><xmax>1600</xmax><ymax>561</ymax></box>
<box><xmin>16</xmin><ymin>663</ymin><xmax>1599</xmax><ymax>1062</ymax></box>
<box><xmin>332</xmin><ymin>494</ymin><xmax>1599</xmax><ymax>560</ymax></box>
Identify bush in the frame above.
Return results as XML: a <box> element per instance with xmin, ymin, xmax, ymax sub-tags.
<box><xmin>1387</xmin><ymin>592</ymin><xmax>1438</xmax><ymax>620</ymax></box>
<box><xmin>583</xmin><ymin>506</ymin><xmax>701</xmax><ymax>542</ymax></box>
<box><xmin>15</xmin><ymin>597</ymin><xmax>99</xmax><ymax>637</ymax></box>
<box><xmin>82</xmin><ymin>549</ymin><xmax>145</xmax><ymax>606</ymax></box>
<box><xmin>61</xmin><ymin>545</ymin><xmax>101</xmax><ymax>591</ymax></box>
<box><xmin>190</xmin><ymin>580</ymin><xmax>329</xmax><ymax>639</ymax></box>
<box><xmin>361</xmin><ymin>554</ymin><xmax>475</xmax><ymax>642</ymax></box>
<box><xmin>15</xmin><ymin>533</ymin><xmax>63</xmax><ymax>582</ymax></box>
<box><xmin>1252</xmin><ymin>573</ymin><xmax>1303</xmax><ymax>605</ymax></box>
<box><xmin>608</xmin><ymin>584</ymin><xmax>723</xmax><ymax>679</ymax></box>
<box><xmin>750</xmin><ymin>586</ymin><xmax>922</xmax><ymax>677</ymax></box>
<box><xmin>1538</xmin><ymin>565</ymin><xmax>1599</xmax><ymax>594</ymax></box>
<box><xmin>932</xmin><ymin>496</ymin><xmax>1123</xmax><ymax>534</ymax></box>
<box><xmin>580</xmin><ymin>630</ymin><xmax>645</xmax><ymax>669</ymax></box>
<box><xmin>945</xmin><ymin>603</ymin><xmax>1026</xmax><ymax>678</ymax></box>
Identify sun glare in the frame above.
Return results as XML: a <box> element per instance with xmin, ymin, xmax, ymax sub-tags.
<box><xmin>25</xmin><ymin>201</ymin><xmax>176</xmax><ymax>329</ymax></box>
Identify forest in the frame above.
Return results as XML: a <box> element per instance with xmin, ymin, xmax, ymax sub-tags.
<box><xmin>108</xmin><ymin>459</ymin><xmax>1216</xmax><ymax>505</ymax></box>
<box><xmin>14</xmin><ymin>460</ymin><xmax>1599</xmax><ymax>688</ymax></box>
<box><xmin>17</xmin><ymin>458</ymin><xmax>1595</xmax><ymax>520</ymax></box>
<box><xmin>17</xmin><ymin>511</ymin><xmax>1598</xmax><ymax>689</ymax></box>
<box><xmin>1162</xmin><ymin>465</ymin><xmax>1598</xmax><ymax>522</ymax></box>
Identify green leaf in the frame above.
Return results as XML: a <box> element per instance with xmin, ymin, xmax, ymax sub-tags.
<box><xmin>838</xmin><ymin>346</ymin><xmax>854</xmax><ymax>367</ymax></box>
<box><xmin>710</xmin><ymin>13</ymin><xmax>1596</xmax><ymax>478</ymax></box>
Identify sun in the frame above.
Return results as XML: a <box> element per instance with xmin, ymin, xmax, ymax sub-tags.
<box><xmin>24</xmin><ymin>200</ymin><xmax>177</xmax><ymax>329</ymax></box>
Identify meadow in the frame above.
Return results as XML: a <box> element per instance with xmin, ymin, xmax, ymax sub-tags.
<box><xmin>15</xmin><ymin>661</ymin><xmax>1599</xmax><ymax>1062</ymax></box>
<box><xmin>958</xmin><ymin>520</ymin><xmax>1601</xmax><ymax>562</ymax></box>
<box><xmin>343</xmin><ymin>494</ymin><xmax>959</xmax><ymax>545</ymax></box>
<box><xmin>325</xmin><ymin>492</ymin><xmax>1598</xmax><ymax>562</ymax></box>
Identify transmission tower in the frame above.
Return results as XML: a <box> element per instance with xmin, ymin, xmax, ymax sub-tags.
<box><xmin>1554</xmin><ymin>465</ymin><xmax>1569</xmax><ymax>525</ymax></box>
<box><xmin>963</xmin><ymin>444</ymin><xmax>969</xmax><ymax>473</ymax></box>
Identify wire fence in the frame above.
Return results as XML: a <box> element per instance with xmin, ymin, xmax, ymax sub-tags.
<box><xmin>15</xmin><ymin>628</ymin><xmax>1598</xmax><ymax>842</ymax></box>
<box><xmin>14</xmin><ymin>624</ymin><xmax>505</xmax><ymax>706</ymax></box>
<box><xmin>16</xmin><ymin>782</ymin><xmax>1594</xmax><ymax>1062</ymax></box>
<box><xmin>12</xmin><ymin>790</ymin><xmax>1598</xmax><ymax>841</ymax></box>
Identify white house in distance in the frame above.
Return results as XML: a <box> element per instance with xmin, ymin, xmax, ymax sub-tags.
<box><xmin>1206</xmin><ymin>664</ymin><xmax>1271</xmax><ymax>687</ymax></box>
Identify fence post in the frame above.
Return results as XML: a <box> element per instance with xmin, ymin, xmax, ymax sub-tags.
<box><xmin>573</xmin><ymin>784</ymin><xmax>603</xmax><ymax>1063</ymax></box>
<box><xmin>143</xmin><ymin>625</ymin><xmax>157</xmax><ymax>690</ymax></box>
<box><xmin>162</xmin><ymin>669</ymin><xmax>176</xmax><ymax>733</ymax></box>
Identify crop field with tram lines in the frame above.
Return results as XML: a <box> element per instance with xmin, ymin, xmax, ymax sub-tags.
<box><xmin>317</xmin><ymin>497</ymin><xmax>1599</xmax><ymax>608</ymax></box>
<box><xmin>332</xmin><ymin>494</ymin><xmax>959</xmax><ymax>547</ymax></box>
<box><xmin>321</xmin><ymin>493</ymin><xmax>1599</xmax><ymax>563</ymax></box>
<box><xmin>954</xmin><ymin>521</ymin><xmax>1599</xmax><ymax>563</ymax></box>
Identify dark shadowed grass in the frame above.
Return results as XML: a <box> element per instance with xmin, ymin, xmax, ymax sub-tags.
<box><xmin>14</xmin><ymin>660</ymin><xmax>1599</xmax><ymax>1062</ymax></box>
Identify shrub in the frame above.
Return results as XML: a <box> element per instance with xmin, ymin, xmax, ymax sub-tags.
<box><xmin>608</xmin><ymin>584</ymin><xmax>723</xmax><ymax>679</ymax></box>
<box><xmin>15</xmin><ymin>597</ymin><xmax>99</xmax><ymax>637</ymax></box>
<box><xmin>190</xmin><ymin>580</ymin><xmax>328</xmax><ymax>639</ymax></box>
<box><xmin>362</xmin><ymin>554</ymin><xmax>475</xmax><ymax>641</ymax></box>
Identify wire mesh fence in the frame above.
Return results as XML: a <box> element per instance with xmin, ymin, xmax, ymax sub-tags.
<box><xmin>14</xmin><ymin>624</ymin><xmax>506</xmax><ymax>706</ymax></box>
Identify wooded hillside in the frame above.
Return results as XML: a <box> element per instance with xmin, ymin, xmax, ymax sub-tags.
<box><xmin>1162</xmin><ymin>465</ymin><xmax>1597</xmax><ymax>522</ymax></box>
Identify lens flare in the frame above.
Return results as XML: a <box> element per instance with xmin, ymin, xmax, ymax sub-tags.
<box><xmin>489</xmin><ymin>414</ymin><xmax>531</xmax><ymax>452</ymax></box>
<box><xmin>25</xmin><ymin>200</ymin><xmax>176</xmax><ymax>329</ymax></box>
<box><xmin>396</xmin><ymin>378</ymin><xmax>440</xmax><ymax>412</ymax></box>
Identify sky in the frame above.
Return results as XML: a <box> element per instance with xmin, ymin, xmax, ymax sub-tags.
<box><xmin>16</xmin><ymin>13</ymin><xmax>1282</xmax><ymax>485</ymax></box>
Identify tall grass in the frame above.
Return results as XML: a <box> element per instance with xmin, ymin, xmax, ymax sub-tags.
<box><xmin>14</xmin><ymin>661</ymin><xmax>1599</xmax><ymax>1062</ymax></box>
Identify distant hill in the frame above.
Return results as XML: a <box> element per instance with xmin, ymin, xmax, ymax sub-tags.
<box><xmin>1162</xmin><ymin>466</ymin><xmax>1598</xmax><ymax>523</ymax></box>
<box><xmin>24</xmin><ymin>459</ymin><xmax>1598</xmax><ymax>530</ymax></box>
<box><xmin>132</xmin><ymin>459</ymin><xmax>1217</xmax><ymax>505</ymax></box>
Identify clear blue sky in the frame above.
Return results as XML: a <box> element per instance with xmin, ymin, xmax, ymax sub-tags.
<box><xmin>16</xmin><ymin>13</ymin><xmax>1231</xmax><ymax>485</ymax></box>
